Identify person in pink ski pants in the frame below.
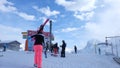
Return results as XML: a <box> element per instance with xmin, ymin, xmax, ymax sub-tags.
<box><xmin>34</xmin><ymin>45</ymin><xmax>43</xmax><ymax>68</ymax></box>
<box><xmin>31</xmin><ymin>31</ymin><xmax>44</xmax><ymax>68</ymax></box>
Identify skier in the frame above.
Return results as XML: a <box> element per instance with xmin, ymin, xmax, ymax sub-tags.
<box><xmin>44</xmin><ymin>41</ymin><xmax>49</xmax><ymax>58</ymax></box>
<box><xmin>3</xmin><ymin>44</ymin><xmax>6</xmax><ymax>52</ymax></box>
<box><xmin>53</xmin><ymin>43</ymin><xmax>58</xmax><ymax>56</ymax></box>
<box><xmin>60</xmin><ymin>40</ymin><xmax>66</xmax><ymax>57</ymax></box>
<box><xmin>98</xmin><ymin>48</ymin><xmax>101</xmax><ymax>55</ymax></box>
<box><xmin>74</xmin><ymin>45</ymin><xmax>77</xmax><ymax>54</ymax></box>
<box><xmin>31</xmin><ymin>31</ymin><xmax>45</xmax><ymax>68</ymax></box>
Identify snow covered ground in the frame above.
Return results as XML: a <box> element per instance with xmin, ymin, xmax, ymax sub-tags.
<box><xmin>0</xmin><ymin>50</ymin><xmax>120</xmax><ymax>68</ymax></box>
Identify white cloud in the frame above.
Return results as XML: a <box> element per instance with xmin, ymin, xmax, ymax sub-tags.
<box><xmin>61</xmin><ymin>27</ymin><xmax>80</xmax><ymax>32</ymax></box>
<box><xmin>74</xmin><ymin>11</ymin><xmax>94</xmax><ymax>21</ymax></box>
<box><xmin>0</xmin><ymin>0</ymin><xmax>17</xmax><ymax>12</ymax></box>
<box><xmin>0</xmin><ymin>0</ymin><xmax>35</xmax><ymax>21</ymax></box>
<box><xmin>0</xmin><ymin>24</ymin><xmax>25</xmax><ymax>43</ymax></box>
<box><xmin>0</xmin><ymin>0</ymin><xmax>13</xmax><ymax>5</ymax></box>
<box><xmin>55</xmin><ymin>0</ymin><xmax>75</xmax><ymax>11</ymax></box>
<box><xmin>84</xmin><ymin>0</ymin><xmax>120</xmax><ymax>41</ymax></box>
<box><xmin>15</xmin><ymin>12</ymin><xmax>35</xmax><ymax>21</ymax></box>
<box><xmin>33</xmin><ymin>6</ymin><xmax>60</xmax><ymax>17</ymax></box>
<box><xmin>0</xmin><ymin>24</ymin><xmax>22</xmax><ymax>32</ymax></box>
<box><xmin>55</xmin><ymin>0</ymin><xmax>96</xmax><ymax>21</ymax></box>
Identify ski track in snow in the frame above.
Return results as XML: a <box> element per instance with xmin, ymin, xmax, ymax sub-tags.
<box><xmin>0</xmin><ymin>51</ymin><xmax>120</xmax><ymax>68</ymax></box>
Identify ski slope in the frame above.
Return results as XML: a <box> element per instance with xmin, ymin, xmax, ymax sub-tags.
<box><xmin>0</xmin><ymin>50</ymin><xmax>120</xmax><ymax>68</ymax></box>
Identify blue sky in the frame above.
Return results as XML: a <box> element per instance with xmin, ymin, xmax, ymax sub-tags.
<box><xmin>0</xmin><ymin>0</ymin><xmax>120</xmax><ymax>50</ymax></box>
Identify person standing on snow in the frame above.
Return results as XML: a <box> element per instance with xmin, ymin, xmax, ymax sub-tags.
<box><xmin>98</xmin><ymin>48</ymin><xmax>101</xmax><ymax>55</ymax></box>
<box><xmin>31</xmin><ymin>31</ymin><xmax>45</xmax><ymax>68</ymax></box>
<box><xmin>3</xmin><ymin>44</ymin><xmax>6</xmax><ymax>52</ymax></box>
<box><xmin>44</xmin><ymin>41</ymin><xmax>49</xmax><ymax>58</ymax></box>
<box><xmin>53</xmin><ymin>43</ymin><xmax>58</xmax><ymax>56</ymax></box>
<box><xmin>60</xmin><ymin>40</ymin><xmax>66</xmax><ymax>57</ymax></box>
<box><xmin>74</xmin><ymin>45</ymin><xmax>77</xmax><ymax>54</ymax></box>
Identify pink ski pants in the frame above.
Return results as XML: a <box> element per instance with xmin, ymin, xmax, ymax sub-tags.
<box><xmin>54</xmin><ymin>48</ymin><xmax>57</xmax><ymax>54</ymax></box>
<box><xmin>33</xmin><ymin>45</ymin><xmax>43</xmax><ymax>68</ymax></box>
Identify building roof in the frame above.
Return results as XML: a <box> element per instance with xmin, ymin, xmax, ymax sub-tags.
<box><xmin>0</xmin><ymin>40</ymin><xmax>21</xmax><ymax>44</ymax></box>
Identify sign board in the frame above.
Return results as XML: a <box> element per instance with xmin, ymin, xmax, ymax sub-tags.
<box><xmin>22</xmin><ymin>32</ymin><xmax>27</xmax><ymax>35</ymax></box>
<box><xmin>22</xmin><ymin>32</ymin><xmax>27</xmax><ymax>39</ymax></box>
<box><xmin>26</xmin><ymin>30</ymin><xmax>54</xmax><ymax>51</ymax></box>
<box><xmin>23</xmin><ymin>35</ymin><xmax>27</xmax><ymax>39</ymax></box>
